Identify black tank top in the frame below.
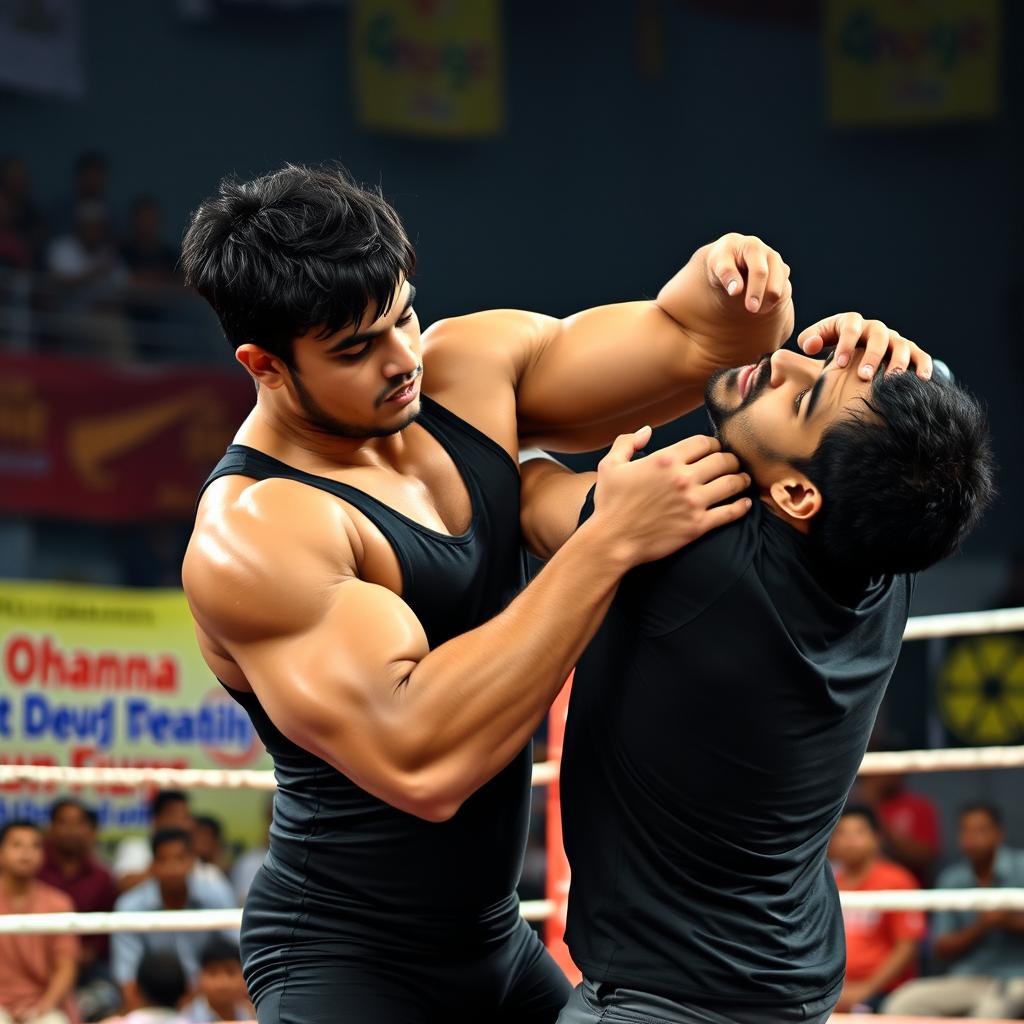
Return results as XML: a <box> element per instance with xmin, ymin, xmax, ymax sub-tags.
<box><xmin>198</xmin><ymin>395</ymin><xmax>530</xmax><ymax>946</ymax></box>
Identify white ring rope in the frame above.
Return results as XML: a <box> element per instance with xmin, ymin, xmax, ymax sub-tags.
<box><xmin>2</xmin><ymin>741</ymin><xmax>1024</xmax><ymax>791</ymax></box>
<box><xmin>1</xmin><ymin>890</ymin><xmax>1022</xmax><ymax>935</ymax></box>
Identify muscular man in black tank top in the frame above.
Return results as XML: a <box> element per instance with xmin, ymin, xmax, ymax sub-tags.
<box><xmin>180</xmin><ymin>164</ymin><xmax>799</xmax><ymax>1023</ymax></box>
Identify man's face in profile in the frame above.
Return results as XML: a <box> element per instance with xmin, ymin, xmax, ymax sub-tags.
<box><xmin>704</xmin><ymin>346</ymin><xmax>878</xmax><ymax>493</ymax></box>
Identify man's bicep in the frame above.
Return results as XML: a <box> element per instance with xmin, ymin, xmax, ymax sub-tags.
<box><xmin>513</xmin><ymin>301</ymin><xmax>702</xmax><ymax>442</ymax></box>
<box><xmin>519</xmin><ymin>458</ymin><xmax>596</xmax><ymax>560</ymax></box>
<box><xmin>226</xmin><ymin>576</ymin><xmax>433</xmax><ymax>808</ymax></box>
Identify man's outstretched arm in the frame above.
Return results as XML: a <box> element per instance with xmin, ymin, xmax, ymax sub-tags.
<box><xmin>423</xmin><ymin>233</ymin><xmax>794</xmax><ymax>452</ymax></box>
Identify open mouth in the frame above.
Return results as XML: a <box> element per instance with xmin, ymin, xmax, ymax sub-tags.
<box><xmin>737</xmin><ymin>364</ymin><xmax>756</xmax><ymax>400</ymax></box>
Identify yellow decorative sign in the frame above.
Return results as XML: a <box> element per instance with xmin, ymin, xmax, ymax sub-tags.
<box><xmin>0</xmin><ymin>580</ymin><xmax>271</xmax><ymax>852</ymax></box>
<box><xmin>353</xmin><ymin>0</ymin><xmax>503</xmax><ymax>137</ymax></box>
<box><xmin>937</xmin><ymin>635</ymin><xmax>1024</xmax><ymax>745</ymax></box>
<box><xmin>825</xmin><ymin>0</ymin><xmax>1000</xmax><ymax>124</ymax></box>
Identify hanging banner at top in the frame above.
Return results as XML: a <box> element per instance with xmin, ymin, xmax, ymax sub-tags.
<box><xmin>825</xmin><ymin>0</ymin><xmax>1000</xmax><ymax>125</ymax></box>
<box><xmin>352</xmin><ymin>0</ymin><xmax>503</xmax><ymax>137</ymax></box>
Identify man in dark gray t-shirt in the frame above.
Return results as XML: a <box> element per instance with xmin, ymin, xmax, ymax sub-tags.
<box><xmin>521</xmin><ymin>315</ymin><xmax>995</xmax><ymax>1024</ymax></box>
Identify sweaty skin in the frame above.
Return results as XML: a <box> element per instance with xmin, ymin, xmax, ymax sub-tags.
<box><xmin>183</xmin><ymin>235</ymin><xmax>792</xmax><ymax>821</ymax></box>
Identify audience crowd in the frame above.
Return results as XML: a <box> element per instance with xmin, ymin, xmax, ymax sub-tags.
<box><xmin>0</xmin><ymin>791</ymin><xmax>258</xmax><ymax>1023</ymax></box>
<box><xmin>2</xmin><ymin>774</ymin><xmax>1022</xmax><ymax>1021</ymax></box>
<box><xmin>0</xmin><ymin>150</ymin><xmax>219</xmax><ymax>363</ymax></box>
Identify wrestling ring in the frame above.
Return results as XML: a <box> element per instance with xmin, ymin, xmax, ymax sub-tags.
<box><xmin>2</xmin><ymin>604</ymin><xmax>1023</xmax><ymax>1023</ymax></box>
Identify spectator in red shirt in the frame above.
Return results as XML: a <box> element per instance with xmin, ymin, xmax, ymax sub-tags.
<box><xmin>0</xmin><ymin>820</ymin><xmax>80</xmax><ymax>1024</ymax></box>
<box><xmin>39</xmin><ymin>798</ymin><xmax>120</xmax><ymax>1020</ymax></box>
<box><xmin>859</xmin><ymin>768</ymin><xmax>941</xmax><ymax>884</ymax></box>
<box><xmin>831</xmin><ymin>804</ymin><xmax>926</xmax><ymax>1013</ymax></box>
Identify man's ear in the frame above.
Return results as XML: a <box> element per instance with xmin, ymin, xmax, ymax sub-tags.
<box><xmin>235</xmin><ymin>344</ymin><xmax>290</xmax><ymax>388</ymax></box>
<box><xmin>768</xmin><ymin>474</ymin><xmax>822</xmax><ymax>522</ymax></box>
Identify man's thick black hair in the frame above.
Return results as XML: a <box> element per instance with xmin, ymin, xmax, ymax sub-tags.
<box><xmin>181</xmin><ymin>163</ymin><xmax>416</xmax><ymax>366</ymax></box>
<box><xmin>839</xmin><ymin>803</ymin><xmax>880</xmax><ymax>834</ymax></box>
<box><xmin>795</xmin><ymin>371</ymin><xmax>995</xmax><ymax>577</ymax></box>
<box><xmin>151</xmin><ymin>826</ymin><xmax>193</xmax><ymax>857</ymax></box>
<box><xmin>137</xmin><ymin>950</ymin><xmax>187</xmax><ymax>1008</ymax></box>
<box><xmin>959</xmin><ymin>801</ymin><xmax>1003</xmax><ymax>828</ymax></box>
<box><xmin>50</xmin><ymin>796</ymin><xmax>98</xmax><ymax>828</ymax></box>
<box><xmin>200</xmin><ymin>934</ymin><xmax>242</xmax><ymax>969</ymax></box>
<box><xmin>0</xmin><ymin>819</ymin><xmax>41</xmax><ymax>844</ymax></box>
<box><xmin>150</xmin><ymin>789</ymin><xmax>188</xmax><ymax>819</ymax></box>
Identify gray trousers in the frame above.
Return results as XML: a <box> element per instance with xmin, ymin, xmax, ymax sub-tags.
<box><xmin>555</xmin><ymin>979</ymin><xmax>835</xmax><ymax>1024</ymax></box>
<box><xmin>882</xmin><ymin>975</ymin><xmax>1024</xmax><ymax>1017</ymax></box>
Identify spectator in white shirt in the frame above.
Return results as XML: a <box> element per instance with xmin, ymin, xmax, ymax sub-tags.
<box><xmin>114</xmin><ymin>791</ymin><xmax>231</xmax><ymax>895</ymax></box>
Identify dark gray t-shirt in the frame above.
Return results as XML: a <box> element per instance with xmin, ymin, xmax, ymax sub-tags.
<box><xmin>562</xmin><ymin>496</ymin><xmax>913</xmax><ymax>1014</ymax></box>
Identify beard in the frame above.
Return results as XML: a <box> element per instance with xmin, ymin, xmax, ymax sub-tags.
<box><xmin>291</xmin><ymin>367</ymin><xmax>422</xmax><ymax>440</ymax></box>
<box><xmin>704</xmin><ymin>355</ymin><xmax>773</xmax><ymax>437</ymax></box>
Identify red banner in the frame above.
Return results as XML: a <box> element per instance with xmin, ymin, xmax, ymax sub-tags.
<box><xmin>0</xmin><ymin>353</ymin><xmax>253</xmax><ymax>521</ymax></box>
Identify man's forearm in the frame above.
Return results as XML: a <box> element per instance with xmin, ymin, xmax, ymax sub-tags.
<box><xmin>860</xmin><ymin>938</ymin><xmax>919</xmax><ymax>997</ymax></box>
<box><xmin>35</xmin><ymin>957</ymin><xmax>76</xmax><ymax>1012</ymax></box>
<box><xmin>400</xmin><ymin>517</ymin><xmax>628</xmax><ymax>816</ymax></box>
<box><xmin>934</xmin><ymin>921</ymin><xmax>986</xmax><ymax>962</ymax></box>
<box><xmin>657</xmin><ymin>240</ymin><xmax>794</xmax><ymax>363</ymax></box>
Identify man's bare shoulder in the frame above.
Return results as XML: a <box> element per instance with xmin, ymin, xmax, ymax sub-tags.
<box><xmin>421</xmin><ymin>309</ymin><xmax>559</xmax><ymax>450</ymax></box>
<box><xmin>184</xmin><ymin>475</ymin><xmax>358</xmax><ymax>643</ymax></box>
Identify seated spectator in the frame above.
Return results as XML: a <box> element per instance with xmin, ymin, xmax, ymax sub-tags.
<box><xmin>229</xmin><ymin>800</ymin><xmax>270</xmax><ymax>906</ymax></box>
<box><xmin>39</xmin><ymin>798</ymin><xmax>120</xmax><ymax>1020</ymax></box>
<box><xmin>113</xmin><ymin>791</ymin><xmax>231</xmax><ymax>894</ymax></box>
<box><xmin>44</xmin><ymin>200</ymin><xmax>132</xmax><ymax>359</ymax></box>
<box><xmin>46</xmin><ymin>201</ymin><xmax>127</xmax><ymax>299</ymax></box>
<box><xmin>120</xmin><ymin>196</ymin><xmax>178</xmax><ymax>285</ymax></box>
<box><xmin>50</xmin><ymin>151</ymin><xmax>114</xmax><ymax>237</ymax></box>
<box><xmin>883</xmin><ymin>802</ymin><xmax>1024</xmax><ymax>1017</ymax></box>
<box><xmin>858</xmin><ymin>764</ymin><xmax>941</xmax><ymax>884</ymax></box>
<box><xmin>0</xmin><ymin>191</ymin><xmax>31</xmax><ymax>270</ymax></box>
<box><xmin>0</xmin><ymin>155</ymin><xmax>47</xmax><ymax>265</ymax></box>
<box><xmin>0</xmin><ymin>821</ymin><xmax>79</xmax><ymax>1024</ymax></box>
<box><xmin>112</xmin><ymin>829</ymin><xmax>236</xmax><ymax>1004</ymax></box>
<box><xmin>192</xmin><ymin>817</ymin><xmax>227</xmax><ymax>876</ymax></box>
<box><xmin>184</xmin><ymin>938</ymin><xmax>254</xmax><ymax>1022</ymax></box>
<box><xmin>831</xmin><ymin>805</ymin><xmax>925</xmax><ymax>1012</ymax></box>
<box><xmin>99</xmin><ymin>950</ymin><xmax>190</xmax><ymax>1024</ymax></box>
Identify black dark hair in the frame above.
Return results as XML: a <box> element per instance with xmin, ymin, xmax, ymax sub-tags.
<box><xmin>181</xmin><ymin>162</ymin><xmax>416</xmax><ymax>366</ymax></box>
<box><xmin>199</xmin><ymin>934</ymin><xmax>242</xmax><ymax>969</ymax></box>
<box><xmin>150</xmin><ymin>789</ymin><xmax>189</xmax><ymax>819</ymax></box>
<box><xmin>194</xmin><ymin>814</ymin><xmax>223</xmax><ymax>841</ymax></box>
<box><xmin>795</xmin><ymin>372</ymin><xmax>995</xmax><ymax>577</ymax></box>
<box><xmin>50</xmin><ymin>796</ymin><xmax>98</xmax><ymax>828</ymax></box>
<box><xmin>151</xmin><ymin>827</ymin><xmax>193</xmax><ymax>857</ymax></box>
<box><xmin>136</xmin><ymin>950</ymin><xmax>187</xmax><ymax>1008</ymax></box>
<box><xmin>959</xmin><ymin>801</ymin><xmax>1003</xmax><ymax>828</ymax></box>
<box><xmin>839</xmin><ymin>803</ymin><xmax>880</xmax><ymax>833</ymax></box>
<box><xmin>0</xmin><ymin>819</ymin><xmax>42</xmax><ymax>844</ymax></box>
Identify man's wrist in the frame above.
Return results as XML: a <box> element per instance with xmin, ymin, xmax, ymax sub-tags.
<box><xmin>571</xmin><ymin>515</ymin><xmax>638</xmax><ymax>575</ymax></box>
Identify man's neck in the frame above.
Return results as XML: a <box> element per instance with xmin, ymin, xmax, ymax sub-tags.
<box><xmin>51</xmin><ymin>847</ymin><xmax>87</xmax><ymax>876</ymax></box>
<box><xmin>972</xmin><ymin>850</ymin><xmax>998</xmax><ymax>883</ymax></box>
<box><xmin>159</xmin><ymin>881</ymin><xmax>188</xmax><ymax>910</ymax></box>
<box><xmin>840</xmin><ymin>855</ymin><xmax>877</xmax><ymax>887</ymax></box>
<box><xmin>241</xmin><ymin>398</ymin><xmax>411</xmax><ymax>472</ymax></box>
<box><xmin>0</xmin><ymin>873</ymin><xmax>33</xmax><ymax>899</ymax></box>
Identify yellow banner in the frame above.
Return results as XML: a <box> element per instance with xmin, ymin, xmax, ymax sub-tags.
<box><xmin>825</xmin><ymin>0</ymin><xmax>1000</xmax><ymax>124</ymax></box>
<box><xmin>0</xmin><ymin>580</ymin><xmax>270</xmax><ymax>852</ymax></box>
<box><xmin>353</xmin><ymin>0</ymin><xmax>503</xmax><ymax>137</ymax></box>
